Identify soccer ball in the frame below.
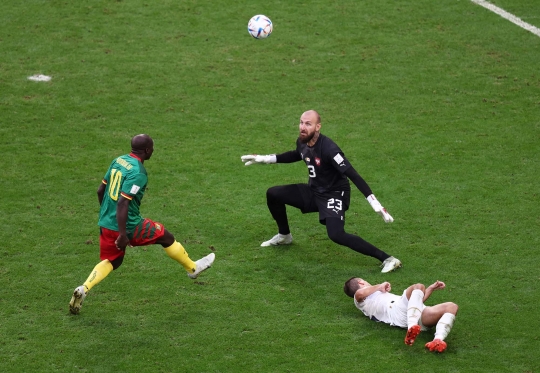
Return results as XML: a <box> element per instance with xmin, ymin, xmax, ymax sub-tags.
<box><xmin>248</xmin><ymin>15</ymin><xmax>273</xmax><ymax>39</ymax></box>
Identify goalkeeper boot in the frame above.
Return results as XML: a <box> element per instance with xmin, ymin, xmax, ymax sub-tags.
<box><xmin>425</xmin><ymin>339</ymin><xmax>447</xmax><ymax>353</ymax></box>
<box><xmin>261</xmin><ymin>233</ymin><xmax>293</xmax><ymax>247</ymax></box>
<box><xmin>381</xmin><ymin>256</ymin><xmax>402</xmax><ymax>273</ymax></box>
<box><xmin>404</xmin><ymin>325</ymin><xmax>421</xmax><ymax>346</ymax></box>
<box><xmin>188</xmin><ymin>253</ymin><xmax>215</xmax><ymax>279</ymax></box>
<box><xmin>69</xmin><ymin>285</ymin><xmax>87</xmax><ymax>315</ymax></box>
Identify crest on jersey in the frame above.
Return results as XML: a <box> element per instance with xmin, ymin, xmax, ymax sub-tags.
<box><xmin>315</xmin><ymin>157</ymin><xmax>321</xmax><ymax>166</ymax></box>
<box><xmin>305</xmin><ymin>157</ymin><xmax>311</xmax><ymax>162</ymax></box>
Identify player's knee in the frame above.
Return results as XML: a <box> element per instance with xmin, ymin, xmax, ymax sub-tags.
<box><xmin>266</xmin><ymin>186</ymin><xmax>281</xmax><ymax>202</ymax></box>
<box><xmin>159</xmin><ymin>230</ymin><xmax>175</xmax><ymax>248</ymax></box>
<box><xmin>110</xmin><ymin>256</ymin><xmax>124</xmax><ymax>270</ymax></box>
<box><xmin>412</xmin><ymin>283</ymin><xmax>426</xmax><ymax>292</ymax></box>
<box><xmin>447</xmin><ymin>302</ymin><xmax>459</xmax><ymax>315</ymax></box>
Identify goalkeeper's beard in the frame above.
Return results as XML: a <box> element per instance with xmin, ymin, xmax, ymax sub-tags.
<box><xmin>299</xmin><ymin>132</ymin><xmax>315</xmax><ymax>144</ymax></box>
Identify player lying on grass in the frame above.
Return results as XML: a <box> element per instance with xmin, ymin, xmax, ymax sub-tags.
<box><xmin>343</xmin><ymin>277</ymin><xmax>458</xmax><ymax>352</ymax></box>
<box><xmin>69</xmin><ymin>134</ymin><xmax>215</xmax><ymax>315</ymax></box>
<box><xmin>241</xmin><ymin>110</ymin><xmax>401</xmax><ymax>273</ymax></box>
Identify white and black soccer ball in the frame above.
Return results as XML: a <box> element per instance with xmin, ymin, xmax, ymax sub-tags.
<box><xmin>247</xmin><ymin>15</ymin><xmax>273</xmax><ymax>39</ymax></box>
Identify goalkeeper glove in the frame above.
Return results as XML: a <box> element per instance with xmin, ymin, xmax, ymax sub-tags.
<box><xmin>241</xmin><ymin>154</ymin><xmax>277</xmax><ymax>166</ymax></box>
<box><xmin>366</xmin><ymin>194</ymin><xmax>394</xmax><ymax>223</ymax></box>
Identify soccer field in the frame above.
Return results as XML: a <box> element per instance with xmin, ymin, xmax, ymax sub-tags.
<box><xmin>1</xmin><ymin>0</ymin><xmax>539</xmax><ymax>371</ymax></box>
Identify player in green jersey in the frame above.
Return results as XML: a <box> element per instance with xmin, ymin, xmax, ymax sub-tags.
<box><xmin>69</xmin><ymin>134</ymin><xmax>215</xmax><ymax>315</ymax></box>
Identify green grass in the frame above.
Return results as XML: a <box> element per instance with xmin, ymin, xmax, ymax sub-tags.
<box><xmin>1</xmin><ymin>0</ymin><xmax>539</xmax><ymax>372</ymax></box>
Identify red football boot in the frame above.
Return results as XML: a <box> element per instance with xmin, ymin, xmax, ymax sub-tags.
<box><xmin>404</xmin><ymin>325</ymin><xmax>421</xmax><ymax>346</ymax></box>
<box><xmin>425</xmin><ymin>339</ymin><xmax>447</xmax><ymax>353</ymax></box>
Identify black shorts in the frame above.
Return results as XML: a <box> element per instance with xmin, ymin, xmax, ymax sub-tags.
<box><xmin>297</xmin><ymin>184</ymin><xmax>351</xmax><ymax>224</ymax></box>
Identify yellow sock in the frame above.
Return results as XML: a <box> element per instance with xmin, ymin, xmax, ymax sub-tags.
<box><xmin>83</xmin><ymin>260</ymin><xmax>114</xmax><ymax>292</ymax></box>
<box><xmin>164</xmin><ymin>241</ymin><xmax>196</xmax><ymax>273</ymax></box>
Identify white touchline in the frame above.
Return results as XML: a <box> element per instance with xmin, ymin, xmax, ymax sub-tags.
<box><xmin>471</xmin><ymin>0</ymin><xmax>540</xmax><ymax>37</ymax></box>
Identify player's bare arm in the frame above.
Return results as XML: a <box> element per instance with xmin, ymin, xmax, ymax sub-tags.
<box><xmin>423</xmin><ymin>281</ymin><xmax>446</xmax><ymax>302</ymax></box>
<box><xmin>354</xmin><ymin>281</ymin><xmax>391</xmax><ymax>303</ymax></box>
<box><xmin>97</xmin><ymin>183</ymin><xmax>106</xmax><ymax>205</ymax></box>
<box><xmin>115</xmin><ymin>196</ymin><xmax>130</xmax><ymax>251</ymax></box>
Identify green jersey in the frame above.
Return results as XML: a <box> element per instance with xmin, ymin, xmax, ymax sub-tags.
<box><xmin>98</xmin><ymin>153</ymin><xmax>148</xmax><ymax>232</ymax></box>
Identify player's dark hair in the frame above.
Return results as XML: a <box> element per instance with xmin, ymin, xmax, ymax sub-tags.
<box><xmin>343</xmin><ymin>277</ymin><xmax>360</xmax><ymax>298</ymax></box>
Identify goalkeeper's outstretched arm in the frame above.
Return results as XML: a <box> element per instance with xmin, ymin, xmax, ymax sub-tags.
<box><xmin>241</xmin><ymin>150</ymin><xmax>301</xmax><ymax>166</ymax></box>
<box><xmin>276</xmin><ymin>150</ymin><xmax>302</xmax><ymax>163</ymax></box>
<box><xmin>344</xmin><ymin>166</ymin><xmax>372</xmax><ymax>197</ymax></box>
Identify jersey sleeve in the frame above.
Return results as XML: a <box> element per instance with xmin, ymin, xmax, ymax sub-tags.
<box><xmin>120</xmin><ymin>173</ymin><xmax>147</xmax><ymax>200</ymax></box>
<box><xmin>325</xmin><ymin>142</ymin><xmax>352</xmax><ymax>174</ymax></box>
<box><xmin>344</xmin><ymin>166</ymin><xmax>372</xmax><ymax>197</ymax></box>
<box><xmin>102</xmin><ymin>163</ymin><xmax>114</xmax><ymax>185</ymax></box>
<box><xmin>276</xmin><ymin>150</ymin><xmax>302</xmax><ymax>163</ymax></box>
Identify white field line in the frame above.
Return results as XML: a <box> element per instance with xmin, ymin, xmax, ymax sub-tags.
<box><xmin>471</xmin><ymin>0</ymin><xmax>540</xmax><ymax>37</ymax></box>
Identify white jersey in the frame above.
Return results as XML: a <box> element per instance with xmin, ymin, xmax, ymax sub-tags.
<box><xmin>354</xmin><ymin>290</ymin><xmax>410</xmax><ymax>328</ymax></box>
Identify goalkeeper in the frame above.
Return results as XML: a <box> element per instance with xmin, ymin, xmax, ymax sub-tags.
<box><xmin>241</xmin><ymin>110</ymin><xmax>401</xmax><ymax>273</ymax></box>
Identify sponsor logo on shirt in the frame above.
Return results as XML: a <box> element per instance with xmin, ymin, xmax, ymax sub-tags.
<box><xmin>315</xmin><ymin>157</ymin><xmax>321</xmax><ymax>166</ymax></box>
<box><xmin>130</xmin><ymin>185</ymin><xmax>141</xmax><ymax>194</ymax></box>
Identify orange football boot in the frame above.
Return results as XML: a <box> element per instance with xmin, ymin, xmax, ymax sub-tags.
<box><xmin>425</xmin><ymin>339</ymin><xmax>447</xmax><ymax>353</ymax></box>
<box><xmin>404</xmin><ymin>325</ymin><xmax>421</xmax><ymax>346</ymax></box>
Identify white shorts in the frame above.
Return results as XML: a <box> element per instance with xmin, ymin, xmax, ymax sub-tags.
<box><xmin>394</xmin><ymin>290</ymin><xmax>428</xmax><ymax>330</ymax></box>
